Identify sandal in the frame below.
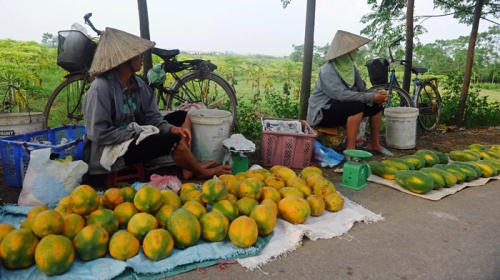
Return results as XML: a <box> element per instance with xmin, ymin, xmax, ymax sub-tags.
<box><xmin>366</xmin><ymin>147</ymin><xmax>394</xmax><ymax>157</ymax></box>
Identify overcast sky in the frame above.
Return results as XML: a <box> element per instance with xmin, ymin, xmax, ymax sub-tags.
<box><xmin>0</xmin><ymin>0</ymin><xmax>494</xmax><ymax>57</ymax></box>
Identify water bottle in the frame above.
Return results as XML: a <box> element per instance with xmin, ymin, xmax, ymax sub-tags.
<box><xmin>355</xmin><ymin>117</ymin><xmax>368</xmax><ymax>147</ymax></box>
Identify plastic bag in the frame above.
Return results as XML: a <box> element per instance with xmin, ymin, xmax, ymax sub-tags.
<box><xmin>147</xmin><ymin>64</ymin><xmax>166</xmax><ymax>84</ymax></box>
<box><xmin>311</xmin><ymin>140</ymin><xmax>344</xmax><ymax>168</ymax></box>
<box><xmin>18</xmin><ymin>148</ymin><xmax>88</xmax><ymax>206</ymax></box>
<box><xmin>148</xmin><ymin>174</ymin><xmax>182</xmax><ymax>193</ymax></box>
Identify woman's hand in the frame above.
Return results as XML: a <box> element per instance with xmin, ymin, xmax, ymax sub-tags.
<box><xmin>374</xmin><ymin>90</ymin><xmax>389</xmax><ymax>105</ymax></box>
<box><xmin>170</xmin><ymin>126</ymin><xmax>192</xmax><ymax>148</ymax></box>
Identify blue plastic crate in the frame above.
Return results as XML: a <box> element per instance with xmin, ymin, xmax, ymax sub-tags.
<box><xmin>0</xmin><ymin>125</ymin><xmax>86</xmax><ymax>188</ymax></box>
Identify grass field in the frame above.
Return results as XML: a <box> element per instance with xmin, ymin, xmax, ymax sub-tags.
<box><xmin>479</xmin><ymin>89</ymin><xmax>500</xmax><ymax>102</ymax></box>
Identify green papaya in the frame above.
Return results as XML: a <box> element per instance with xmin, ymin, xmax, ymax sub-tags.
<box><xmin>394</xmin><ymin>170</ymin><xmax>434</xmax><ymax>194</ymax></box>
<box><xmin>449</xmin><ymin>150</ymin><xmax>480</xmax><ymax>162</ymax></box>
<box><xmin>468</xmin><ymin>144</ymin><xmax>486</xmax><ymax>150</ymax></box>
<box><xmin>401</xmin><ymin>155</ymin><xmax>426</xmax><ymax>170</ymax></box>
<box><xmin>478</xmin><ymin>160</ymin><xmax>500</xmax><ymax>173</ymax></box>
<box><xmin>485</xmin><ymin>150</ymin><xmax>499</xmax><ymax>159</ymax></box>
<box><xmin>369</xmin><ymin>161</ymin><xmax>398</xmax><ymax>180</ymax></box>
<box><xmin>451</xmin><ymin>161</ymin><xmax>482</xmax><ymax>178</ymax></box>
<box><xmin>390</xmin><ymin>158</ymin><xmax>415</xmax><ymax>170</ymax></box>
<box><xmin>433</xmin><ymin>164</ymin><xmax>467</xmax><ymax>184</ymax></box>
<box><xmin>433</xmin><ymin>151</ymin><xmax>449</xmax><ymax>164</ymax></box>
<box><xmin>414</xmin><ymin>150</ymin><xmax>440</xmax><ymax>167</ymax></box>
<box><xmin>450</xmin><ymin>162</ymin><xmax>480</xmax><ymax>181</ymax></box>
<box><xmin>466</xmin><ymin>161</ymin><xmax>497</xmax><ymax>178</ymax></box>
<box><xmin>420</xmin><ymin>167</ymin><xmax>457</xmax><ymax>188</ymax></box>
<box><xmin>381</xmin><ymin>159</ymin><xmax>410</xmax><ymax>171</ymax></box>
<box><xmin>419</xmin><ymin>168</ymin><xmax>445</xmax><ymax>190</ymax></box>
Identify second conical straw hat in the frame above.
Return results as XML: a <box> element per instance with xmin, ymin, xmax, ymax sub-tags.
<box><xmin>89</xmin><ymin>27</ymin><xmax>155</xmax><ymax>76</ymax></box>
<box><xmin>324</xmin><ymin>30</ymin><xmax>370</xmax><ymax>61</ymax></box>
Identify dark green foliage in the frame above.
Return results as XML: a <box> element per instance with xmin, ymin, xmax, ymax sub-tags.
<box><xmin>234</xmin><ymin>100</ymin><xmax>262</xmax><ymax>141</ymax></box>
<box><xmin>264</xmin><ymin>88</ymin><xmax>299</xmax><ymax>120</ymax></box>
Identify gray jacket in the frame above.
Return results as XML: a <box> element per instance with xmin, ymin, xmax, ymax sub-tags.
<box><xmin>83</xmin><ymin>71</ymin><xmax>173</xmax><ymax>175</ymax></box>
<box><xmin>306</xmin><ymin>62</ymin><xmax>376</xmax><ymax>126</ymax></box>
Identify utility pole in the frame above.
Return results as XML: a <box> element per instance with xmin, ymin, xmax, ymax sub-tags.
<box><xmin>456</xmin><ymin>0</ymin><xmax>484</xmax><ymax>127</ymax></box>
<box><xmin>137</xmin><ymin>0</ymin><xmax>153</xmax><ymax>82</ymax></box>
<box><xmin>299</xmin><ymin>0</ymin><xmax>316</xmax><ymax>120</ymax></box>
<box><xmin>402</xmin><ymin>0</ymin><xmax>414</xmax><ymax>93</ymax></box>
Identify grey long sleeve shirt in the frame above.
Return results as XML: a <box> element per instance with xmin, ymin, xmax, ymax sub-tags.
<box><xmin>83</xmin><ymin>71</ymin><xmax>172</xmax><ymax>174</ymax></box>
<box><xmin>306</xmin><ymin>62</ymin><xmax>376</xmax><ymax>126</ymax></box>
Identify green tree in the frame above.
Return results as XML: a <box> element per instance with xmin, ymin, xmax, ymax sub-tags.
<box><xmin>41</xmin><ymin>33</ymin><xmax>58</xmax><ymax>48</ymax></box>
<box><xmin>413</xmin><ymin>42</ymin><xmax>455</xmax><ymax>75</ymax></box>
<box><xmin>361</xmin><ymin>0</ymin><xmax>500</xmax><ymax>126</ymax></box>
<box><xmin>288</xmin><ymin>43</ymin><xmax>329</xmax><ymax>67</ymax></box>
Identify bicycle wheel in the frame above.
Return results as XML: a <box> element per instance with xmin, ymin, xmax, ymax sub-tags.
<box><xmin>416</xmin><ymin>81</ymin><xmax>441</xmax><ymax>132</ymax></box>
<box><xmin>43</xmin><ymin>74</ymin><xmax>92</xmax><ymax>129</ymax></box>
<box><xmin>370</xmin><ymin>84</ymin><xmax>414</xmax><ymax>108</ymax></box>
<box><xmin>168</xmin><ymin>71</ymin><xmax>238</xmax><ymax>131</ymax></box>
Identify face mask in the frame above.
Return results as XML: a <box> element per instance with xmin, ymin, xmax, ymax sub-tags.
<box><xmin>349</xmin><ymin>49</ymin><xmax>358</xmax><ymax>61</ymax></box>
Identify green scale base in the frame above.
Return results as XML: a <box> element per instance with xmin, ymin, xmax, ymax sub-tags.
<box><xmin>339</xmin><ymin>149</ymin><xmax>372</xmax><ymax>190</ymax></box>
<box><xmin>223</xmin><ymin>152</ymin><xmax>249</xmax><ymax>175</ymax></box>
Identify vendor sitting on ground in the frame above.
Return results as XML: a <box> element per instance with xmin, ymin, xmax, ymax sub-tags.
<box><xmin>83</xmin><ymin>27</ymin><xmax>231</xmax><ymax>179</ymax></box>
<box><xmin>306</xmin><ymin>30</ymin><xmax>393</xmax><ymax>156</ymax></box>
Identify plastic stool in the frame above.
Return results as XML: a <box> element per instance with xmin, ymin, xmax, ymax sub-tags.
<box><xmin>106</xmin><ymin>163</ymin><xmax>145</xmax><ymax>187</ymax></box>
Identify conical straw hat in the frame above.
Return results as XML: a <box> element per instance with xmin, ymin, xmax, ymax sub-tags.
<box><xmin>89</xmin><ymin>27</ymin><xmax>155</xmax><ymax>76</ymax></box>
<box><xmin>324</xmin><ymin>30</ymin><xmax>370</xmax><ymax>61</ymax></box>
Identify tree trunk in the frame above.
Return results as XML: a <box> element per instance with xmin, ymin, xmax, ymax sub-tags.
<box><xmin>456</xmin><ymin>0</ymin><xmax>484</xmax><ymax>127</ymax></box>
<box><xmin>299</xmin><ymin>0</ymin><xmax>316</xmax><ymax>120</ymax></box>
<box><xmin>137</xmin><ymin>0</ymin><xmax>153</xmax><ymax>82</ymax></box>
<box><xmin>402</xmin><ymin>0</ymin><xmax>414</xmax><ymax>93</ymax></box>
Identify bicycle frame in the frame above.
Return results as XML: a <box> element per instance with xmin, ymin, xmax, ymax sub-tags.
<box><xmin>386</xmin><ymin>37</ymin><xmax>424</xmax><ymax>105</ymax></box>
<box><xmin>381</xmin><ymin>37</ymin><xmax>441</xmax><ymax>131</ymax></box>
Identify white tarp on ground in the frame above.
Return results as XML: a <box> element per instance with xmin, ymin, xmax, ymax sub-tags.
<box><xmin>237</xmin><ymin>195</ymin><xmax>384</xmax><ymax>270</ymax></box>
<box><xmin>367</xmin><ymin>174</ymin><xmax>500</xmax><ymax>201</ymax></box>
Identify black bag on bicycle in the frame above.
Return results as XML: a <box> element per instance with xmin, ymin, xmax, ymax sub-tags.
<box><xmin>57</xmin><ymin>30</ymin><xmax>97</xmax><ymax>72</ymax></box>
<box><xmin>365</xmin><ymin>58</ymin><xmax>389</xmax><ymax>85</ymax></box>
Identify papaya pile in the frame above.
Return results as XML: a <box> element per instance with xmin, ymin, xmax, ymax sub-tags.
<box><xmin>368</xmin><ymin>145</ymin><xmax>500</xmax><ymax>195</ymax></box>
<box><xmin>0</xmin><ymin>165</ymin><xmax>345</xmax><ymax>275</ymax></box>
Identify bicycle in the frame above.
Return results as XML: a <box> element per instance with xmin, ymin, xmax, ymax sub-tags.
<box><xmin>43</xmin><ymin>13</ymin><xmax>238</xmax><ymax>131</ymax></box>
<box><xmin>149</xmin><ymin>48</ymin><xmax>238</xmax><ymax>131</ymax></box>
<box><xmin>367</xmin><ymin>37</ymin><xmax>442</xmax><ymax>132</ymax></box>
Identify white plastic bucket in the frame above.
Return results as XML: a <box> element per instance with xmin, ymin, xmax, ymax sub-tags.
<box><xmin>384</xmin><ymin>107</ymin><xmax>419</xmax><ymax>149</ymax></box>
<box><xmin>188</xmin><ymin>109</ymin><xmax>231</xmax><ymax>164</ymax></box>
<box><xmin>0</xmin><ymin>112</ymin><xmax>44</xmax><ymax>138</ymax></box>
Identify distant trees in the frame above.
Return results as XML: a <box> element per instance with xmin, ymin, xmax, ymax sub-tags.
<box><xmin>41</xmin><ymin>33</ymin><xmax>57</xmax><ymax>48</ymax></box>
<box><xmin>288</xmin><ymin>43</ymin><xmax>329</xmax><ymax>67</ymax></box>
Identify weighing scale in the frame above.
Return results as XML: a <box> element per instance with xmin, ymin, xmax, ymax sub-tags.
<box><xmin>223</xmin><ymin>151</ymin><xmax>250</xmax><ymax>174</ymax></box>
<box><xmin>222</xmin><ymin>134</ymin><xmax>255</xmax><ymax>175</ymax></box>
<box><xmin>339</xmin><ymin>149</ymin><xmax>372</xmax><ymax>190</ymax></box>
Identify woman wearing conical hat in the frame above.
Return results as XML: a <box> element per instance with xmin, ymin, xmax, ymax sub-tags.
<box><xmin>83</xmin><ymin>27</ymin><xmax>231</xmax><ymax>179</ymax></box>
<box><xmin>306</xmin><ymin>30</ymin><xmax>393</xmax><ymax>156</ymax></box>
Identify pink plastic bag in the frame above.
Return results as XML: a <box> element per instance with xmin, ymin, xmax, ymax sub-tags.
<box><xmin>149</xmin><ymin>174</ymin><xmax>182</xmax><ymax>193</ymax></box>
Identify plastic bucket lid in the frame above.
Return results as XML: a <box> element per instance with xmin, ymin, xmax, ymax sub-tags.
<box><xmin>384</xmin><ymin>107</ymin><xmax>419</xmax><ymax>118</ymax></box>
<box><xmin>188</xmin><ymin>109</ymin><xmax>231</xmax><ymax>125</ymax></box>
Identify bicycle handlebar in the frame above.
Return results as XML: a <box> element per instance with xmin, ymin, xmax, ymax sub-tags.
<box><xmin>389</xmin><ymin>36</ymin><xmax>405</xmax><ymax>62</ymax></box>
<box><xmin>84</xmin><ymin>13</ymin><xmax>103</xmax><ymax>36</ymax></box>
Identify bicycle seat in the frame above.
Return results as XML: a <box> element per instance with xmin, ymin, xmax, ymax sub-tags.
<box><xmin>411</xmin><ymin>66</ymin><xmax>428</xmax><ymax>74</ymax></box>
<box><xmin>151</xmin><ymin>47</ymin><xmax>180</xmax><ymax>59</ymax></box>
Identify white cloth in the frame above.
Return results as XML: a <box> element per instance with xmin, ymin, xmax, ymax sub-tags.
<box><xmin>237</xmin><ymin>194</ymin><xmax>384</xmax><ymax>270</ymax></box>
<box><xmin>367</xmin><ymin>174</ymin><xmax>500</xmax><ymax>201</ymax></box>
<box><xmin>100</xmin><ymin>123</ymin><xmax>159</xmax><ymax>171</ymax></box>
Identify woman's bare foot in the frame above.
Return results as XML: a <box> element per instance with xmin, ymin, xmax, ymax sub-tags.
<box><xmin>182</xmin><ymin>160</ymin><xmax>217</xmax><ymax>179</ymax></box>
